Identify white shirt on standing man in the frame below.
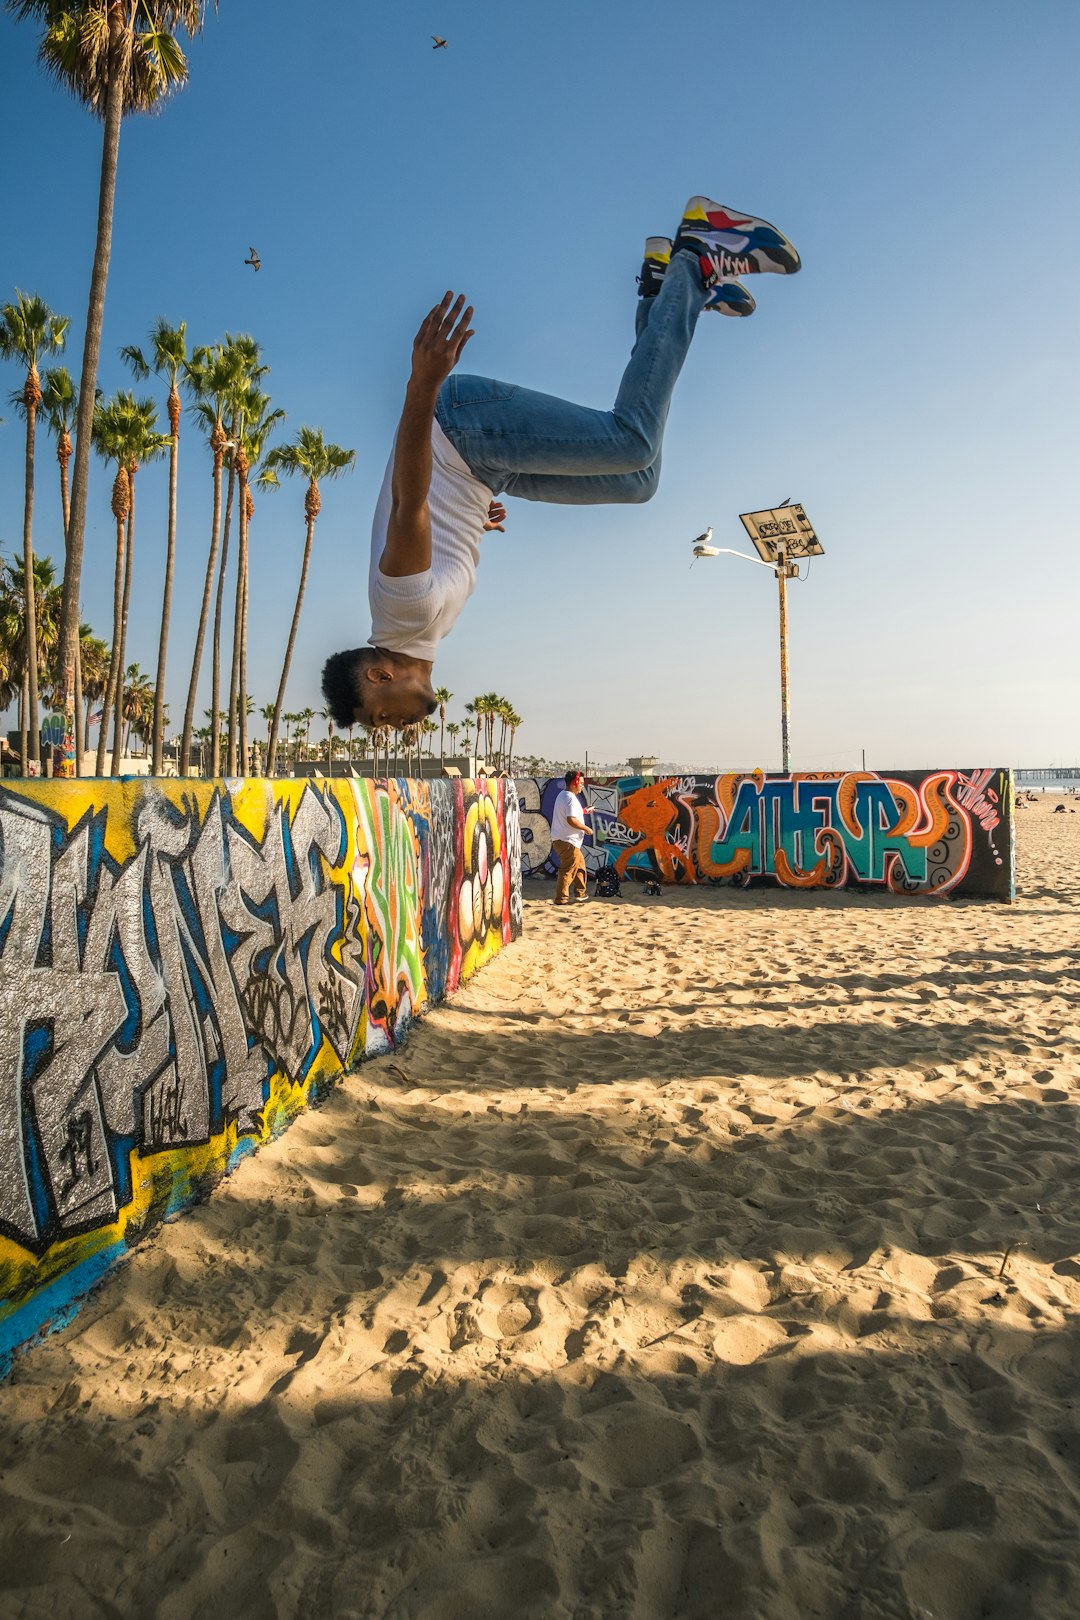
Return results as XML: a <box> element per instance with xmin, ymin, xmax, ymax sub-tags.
<box><xmin>551</xmin><ymin>775</ymin><xmax>593</xmax><ymax>846</ymax></box>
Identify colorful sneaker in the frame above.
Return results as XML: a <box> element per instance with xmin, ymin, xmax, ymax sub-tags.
<box><xmin>639</xmin><ymin>239</ymin><xmax>755</xmax><ymax>316</ymax></box>
<box><xmin>637</xmin><ymin>236</ymin><xmax>672</xmax><ymax>297</ymax></box>
<box><xmin>703</xmin><ymin>272</ymin><xmax>756</xmax><ymax>317</ymax></box>
<box><xmin>674</xmin><ymin>196</ymin><xmax>801</xmax><ymax>275</ymax></box>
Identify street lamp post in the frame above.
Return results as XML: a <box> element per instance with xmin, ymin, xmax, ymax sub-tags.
<box><xmin>692</xmin><ymin>504</ymin><xmax>823</xmax><ymax>773</ymax></box>
<box><xmin>775</xmin><ymin>540</ymin><xmax>794</xmax><ymax>772</ymax></box>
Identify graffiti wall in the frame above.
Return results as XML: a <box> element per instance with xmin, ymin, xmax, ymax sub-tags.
<box><xmin>518</xmin><ymin>768</ymin><xmax>1013</xmax><ymax>900</ymax></box>
<box><xmin>0</xmin><ymin>775</ymin><xmax>521</xmax><ymax>1371</ymax></box>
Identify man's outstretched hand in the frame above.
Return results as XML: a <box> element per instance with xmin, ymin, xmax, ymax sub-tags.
<box><xmin>411</xmin><ymin>292</ymin><xmax>474</xmax><ymax>393</ymax></box>
<box><xmin>483</xmin><ymin>501</ymin><xmax>507</xmax><ymax>533</ymax></box>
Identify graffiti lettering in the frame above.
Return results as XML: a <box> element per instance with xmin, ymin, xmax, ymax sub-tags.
<box><xmin>1</xmin><ymin>776</ymin><xmax>522</xmax><ymax>1371</ymax></box>
<box><xmin>955</xmin><ymin>768</ymin><xmax>1003</xmax><ymax>832</ymax></box>
<box><xmin>514</xmin><ymin>769</ymin><xmax>1013</xmax><ymax>900</ymax></box>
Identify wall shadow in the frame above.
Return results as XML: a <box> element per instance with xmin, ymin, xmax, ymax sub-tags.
<box><xmin>1</xmin><ymin>1086</ymin><xmax>1080</xmax><ymax>1616</ymax></box>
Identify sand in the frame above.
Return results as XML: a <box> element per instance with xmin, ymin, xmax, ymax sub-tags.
<box><xmin>2</xmin><ymin>797</ymin><xmax>1080</xmax><ymax>1620</ymax></box>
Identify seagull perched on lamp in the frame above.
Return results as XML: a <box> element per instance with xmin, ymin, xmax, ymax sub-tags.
<box><xmin>692</xmin><ymin>526</ymin><xmax>718</xmax><ymax>558</ymax></box>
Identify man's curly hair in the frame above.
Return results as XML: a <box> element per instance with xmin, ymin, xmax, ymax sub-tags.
<box><xmin>321</xmin><ymin>648</ymin><xmax>381</xmax><ymax>728</ymax></box>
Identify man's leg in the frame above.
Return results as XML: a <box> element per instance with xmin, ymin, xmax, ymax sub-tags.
<box><xmin>570</xmin><ymin>846</ymin><xmax>588</xmax><ymax>900</ymax></box>
<box><xmin>552</xmin><ymin>840</ymin><xmax>578</xmax><ymax>904</ymax></box>
<box><xmin>435</xmin><ymin>250</ymin><xmax>707</xmax><ymax>502</ymax></box>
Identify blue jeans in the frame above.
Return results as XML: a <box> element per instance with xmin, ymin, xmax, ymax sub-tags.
<box><xmin>434</xmin><ymin>250</ymin><xmax>707</xmax><ymax>505</ymax></box>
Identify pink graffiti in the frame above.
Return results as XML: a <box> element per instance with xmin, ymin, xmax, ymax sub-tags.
<box><xmin>955</xmin><ymin>768</ymin><xmax>1002</xmax><ymax>833</ymax></box>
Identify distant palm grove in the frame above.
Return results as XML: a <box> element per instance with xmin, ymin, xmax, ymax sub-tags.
<box><xmin>1</xmin><ymin>1</ymin><xmax>526</xmax><ymax>781</ymax></box>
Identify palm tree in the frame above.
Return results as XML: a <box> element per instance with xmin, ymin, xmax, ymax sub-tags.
<box><xmin>464</xmin><ymin>699</ymin><xmax>477</xmax><ymax>760</ymax></box>
<box><xmin>78</xmin><ymin>624</ymin><xmax>109</xmax><ymax>752</ymax></box>
<box><xmin>90</xmin><ymin>396</ymin><xmax>130</xmax><ymax>773</ymax></box>
<box><xmin>1</xmin><ymin>552</ymin><xmax>62</xmax><ymax>759</ymax></box>
<box><xmin>91</xmin><ymin>391</ymin><xmax>170</xmax><ymax>772</ymax></box>
<box><xmin>278</xmin><ymin>710</ymin><xmax>299</xmax><ymax>774</ymax></box>
<box><xmin>482</xmin><ymin>692</ymin><xmax>502</xmax><ymax>761</ymax></box>
<box><xmin>11</xmin><ymin>0</ymin><xmax>219</xmax><ymax>777</ymax></box>
<box><xmin>211</xmin><ymin>335</ymin><xmax>266</xmax><ymax>776</ymax></box>
<box><xmin>505</xmin><ymin>705</ymin><xmax>522</xmax><ymax>772</ymax></box>
<box><xmin>0</xmin><ymin>561</ymin><xmax>23</xmax><ymax>720</ymax></box>
<box><xmin>202</xmin><ymin>706</ymin><xmax>225</xmax><ymax>769</ymax></box>
<box><xmin>229</xmin><ymin>388</ymin><xmax>284</xmax><ymax>775</ymax></box>
<box><xmin>193</xmin><ymin>723</ymin><xmax>212</xmax><ymax>774</ymax></box>
<box><xmin>473</xmin><ymin>696</ymin><xmax>488</xmax><ymax>760</ymax></box>
<box><xmin>121</xmin><ymin>318</ymin><xmax>188</xmax><ymax>774</ymax></box>
<box><xmin>31</xmin><ymin>557</ymin><xmax>64</xmax><ymax>712</ymax></box>
<box><xmin>180</xmin><ymin>338</ymin><xmax>244</xmax><ymax>774</ymax></box>
<box><xmin>121</xmin><ymin>661</ymin><xmax>153</xmax><ymax>754</ymax></box>
<box><xmin>320</xmin><ymin>706</ymin><xmax>335</xmax><ymax>772</ymax></box>
<box><xmin>39</xmin><ymin>365</ymin><xmax>78</xmax><ymax>532</ymax></box>
<box><xmin>0</xmin><ymin>290</ymin><xmax>70</xmax><ymax>766</ymax></box>
<box><xmin>40</xmin><ymin>365</ymin><xmax>87</xmax><ymax>771</ymax></box>
<box><xmin>446</xmin><ymin>719</ymin><xmax>461</xmax><ymax>761</ymax></box>
<box><xmin>262</xmin><ymin>427</ymin><xmax>356</xmax><ymax>773</ymax></box>
<box><xmin>300</xmin><ymin>706</ymin><xmax>315</xmax><ymax>764</ymax></box>
<box><xmin>432</xmin><ymin>684</ymin><xmax>452</xmax><ymax>765</ymax></box>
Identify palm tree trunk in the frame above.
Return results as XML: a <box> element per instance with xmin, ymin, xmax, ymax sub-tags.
<box><xmin>228</xmin><ymin>464</ymin><xmax>248</xmax><ymax>776</ymax></box>
<box><xmin>153</xmin><ymin>386</ymin><xmax>180</xmax><ymax>775</ymax></box>
<box><xmin>239</xmin><ymin>546</ymin><xmax>250</xmax><ymax>776</ymax></box>
<box><xmin>96</xmin><ymin>511</ymin><xmax>126</xmax><ymax>776</ymax></box>
<box><xmin>211</xmin><ymin>442</ymin><xmax>238</xmax><ymax>775</ymax></box>
<box><xmin>111</xmin><ymin>488</ymin><xmax>135</xmax><ymax>776</ymax></box>
<box><xmin>56</xmin><ymin>1</ymin><xmax>126</xmax><ymax>778</ymax></box>
<box><xmin>19</xmin><ymin>668</ymin><xmax>28</xmax><ymax>776</ymax></box>
<box><xmin>180</xmin><ymin>447</ymin><xmax>224</xmax><ymax>775</ymax></box>
<box><xmin>266</xmin><ymin>511</ymin><xmax>317</xmax><ymax>774</ymax></box>
<box><xmin>22</xmin><ymin>395</ymin><xmax>41</xmax><ymax>767</ymax></box>
<box><xmin>56</xmin><ymin>443</ymin><xmax>84</xmax><ymax>777</ymax></box>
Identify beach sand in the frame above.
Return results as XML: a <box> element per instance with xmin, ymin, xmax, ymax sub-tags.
<box><xmin>2</xmin><ymin>799</ymin><xmax>1080</xmax><ymax>1620</ymax></box>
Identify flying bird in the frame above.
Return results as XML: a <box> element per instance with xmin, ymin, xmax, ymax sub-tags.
<box><xmin>432</xmin><ymin>35</ymin><xmax>448</xmax><ymax>48</ymax></box>
<box><xmin>244</xmin><ymin>247</ymin><xmax>261</xmax><ymax>272</ymax></box>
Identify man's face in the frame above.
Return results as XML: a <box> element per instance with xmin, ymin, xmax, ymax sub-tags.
<box><xmin>359</xmin><ymin>690</ymin><xmax>433</xmax><ymax>729</ymax></box>
<box><xmin>570</xmin><ymin>774</ymin><xmax>585</xmax><ymax>793</ymax></box>
<box><xmin>357</xmin><ymin>678</ymin><xmax>437</xmax><ymax>730</ymax></box>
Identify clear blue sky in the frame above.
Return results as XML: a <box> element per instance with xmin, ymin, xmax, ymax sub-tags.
<box><xmin>2</xmin><ymin>0</ymin><xmax>1078</xmax><ymax>769</ymax></box>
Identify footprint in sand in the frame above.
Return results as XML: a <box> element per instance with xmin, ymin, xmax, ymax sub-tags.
<box><xmin>476</xmin><ymin>1282</ymin><xmax>541</xmax><ymax>1340</ymax></box>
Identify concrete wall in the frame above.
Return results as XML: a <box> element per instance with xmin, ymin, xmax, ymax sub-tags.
<box><xmin>0</xmin><ymin>775</ymin><xmax>521</xmax><ymax>1371</ymax></box>
<box><xmin>518</xmin><ymin>768</ymin><xmax>1014</xmax><ymax>899</ymax></box>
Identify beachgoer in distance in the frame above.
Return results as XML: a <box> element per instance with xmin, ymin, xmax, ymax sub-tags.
<box><xmin>550</xmin><ymin>769</ymin><xmax>595</xmax><ymax>906</ymax></box>
<box><xmin>321</xmin><ymin>196</ymin><xmax>801</xmax><ymax>730</ymax></box>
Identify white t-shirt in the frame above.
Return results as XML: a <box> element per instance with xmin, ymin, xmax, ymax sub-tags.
<box><xmin>551</xmin><ymin>789</ymin><xmax>586</xmax><ymax>848</ymax></box>
<box><xmin>368</xmin><ymin>420</ymin><xmax>493</xmax><ymax>661</ymax></box>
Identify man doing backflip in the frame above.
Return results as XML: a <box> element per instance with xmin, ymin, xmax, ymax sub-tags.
<box><xmin>322</xmin><ymin>196</ymin><xmax>800</xmax><ymax>731</ymax></box>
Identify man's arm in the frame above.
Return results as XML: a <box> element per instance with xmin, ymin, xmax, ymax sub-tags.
<box><xmin>380</xmin><ymin>291</ymin><xmax>474</xmax><ymax>578</ymax></box>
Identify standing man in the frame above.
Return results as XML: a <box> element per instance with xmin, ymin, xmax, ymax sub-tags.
<box><xmin>321</xmin><ymin>195</ymin><xmax>801</xmax><ymax>731</ymax></box>
<box><xmin>551</xmin><ymin>769</ymin><xmax>595</xmax><ymax>906</ymax></box>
